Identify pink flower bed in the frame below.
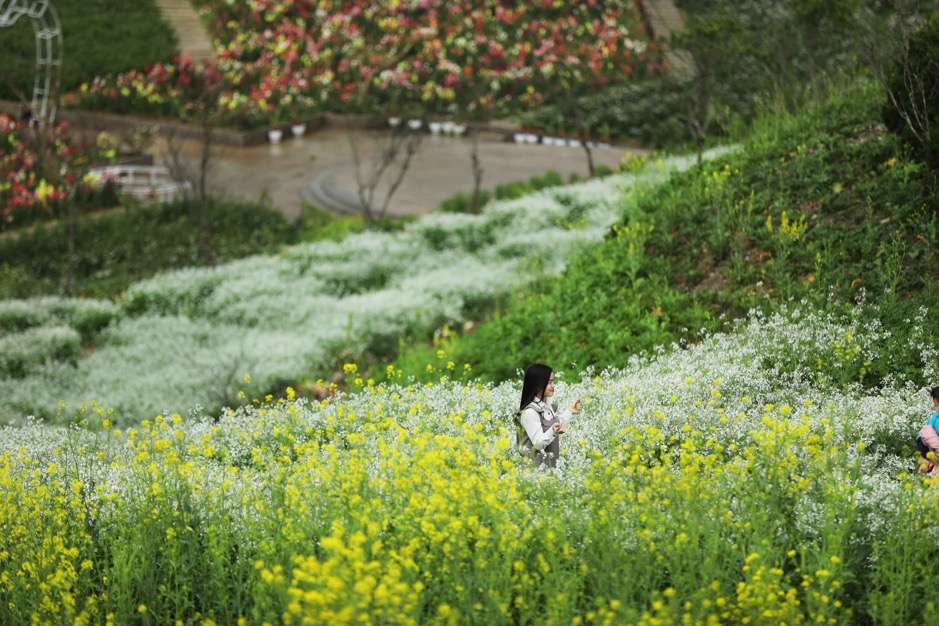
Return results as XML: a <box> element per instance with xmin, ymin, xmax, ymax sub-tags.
<box><xmin>69</xmin><ymin>1</ymin><xmax>660</xmax><ymax>129</ymax></box>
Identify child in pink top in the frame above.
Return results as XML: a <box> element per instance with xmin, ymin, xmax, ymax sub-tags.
<box><xmin>915</xmin><ymin>385</ymin><xmax>939</xmax><ymax>473</ymax></box>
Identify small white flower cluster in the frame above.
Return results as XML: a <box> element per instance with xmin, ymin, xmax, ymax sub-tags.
<box><xmin>0</xmin><ymin>325</ymin><xmax>82</xmax><ymax>378</ymax></box>
<box><xmin>2</xmin><ymin>298</ymin><xmax>934</xmax><ymax>560</ymax></box>
<box><xmin>0</xmin><ymin>296</ymin><xmax>118</xmax><ymax>338</ymax></box>
<box><xmin>0</xmin><ymin>151</ymin><xmax>723</xmax><ymax>425</ymax></box>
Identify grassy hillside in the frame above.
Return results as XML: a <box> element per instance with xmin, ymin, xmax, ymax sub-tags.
<box><xmin>421</xmin><ymin>79</ymin><xmax>939</xmax><ymax>387</ymax></box>
<box><xmin>2</xmin><ymin>160</ymin><xmax>706</xmax><ymax>425</ymax></box>
<box><xmin>6</xmin><ymin>59</ymin><xmax>939</xmax><ymax>626</ymax></box>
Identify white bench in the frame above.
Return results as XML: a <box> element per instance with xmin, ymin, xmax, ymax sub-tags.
<box><xmin>88</xmin><ymin>165</ymin><xmax>192</xmax><ymax>203</ymax></box>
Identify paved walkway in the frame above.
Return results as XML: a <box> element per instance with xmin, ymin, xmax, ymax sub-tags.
<box><xmin>154</xmin><ymin>0</ymin><xmax>214</xmax><ymax>63</ymax></box>
<box><xmin>152</xmin><ymin>126</ymin><xmax>646</xmax><ymax>219</ymax></box>
<box><xmin>641</xmin><ymin>0</ymin><xmax>691</xmax><ymax>76</ymax></box>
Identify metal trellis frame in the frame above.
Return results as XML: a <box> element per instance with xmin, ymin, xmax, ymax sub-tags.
<box><xmin>0</xmin><ymin>0</ymin><xmax>63</xmax><ymax>126</ymax></box>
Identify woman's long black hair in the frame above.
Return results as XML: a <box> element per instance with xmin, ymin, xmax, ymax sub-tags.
<box><xmin>517</xmin><ymin>363</ymin><xmax>552</xmax><ymax>416</ymax></box>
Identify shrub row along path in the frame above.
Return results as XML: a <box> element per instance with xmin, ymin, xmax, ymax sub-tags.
<box><xmin>152</xmin><ymin>126</ymin><xmax>645</xmax><ymax>219</ymax></box>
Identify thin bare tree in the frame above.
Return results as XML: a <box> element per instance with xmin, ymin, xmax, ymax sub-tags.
<box><xmin>863</xmin><ymin>0</ymin><xmax>939</xmax><ymax>152</ymax></box>
<box><xmin>161</xmin><ymin>64</ymin><xmax>225</xmax><ymax>265</ymax></box>
<box><xmin>348</xmin><ymin>122</ymin><xmax>423</xmax><ymax>223</ymax></box>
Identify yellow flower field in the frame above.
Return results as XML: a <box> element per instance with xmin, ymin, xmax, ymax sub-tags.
<box><xmin>1</xmin><ymin>308</ymin><xmax>936</xmax><ymax>625</ymax></box>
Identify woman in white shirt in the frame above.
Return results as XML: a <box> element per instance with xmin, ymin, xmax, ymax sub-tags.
<box><xmin>515</xmin><ymin>363</ymin><xmax>582</xmax><ymax>468</ymax></box>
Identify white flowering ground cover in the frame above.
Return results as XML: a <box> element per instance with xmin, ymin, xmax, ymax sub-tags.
<box><xmin>1</xmin><ymin>305</ymin><xmax>936</xmax><ymax>624</ymax></box>
<box><xmin>0</xmin><ymin>151</ymin><xmax>726</xmax><ymax>426</ymax></box>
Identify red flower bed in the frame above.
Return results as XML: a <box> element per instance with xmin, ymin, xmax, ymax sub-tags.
<box><xmin>0</xmin><ymin>114</ymin><xmax>117</xmax><ymax>231</ymax></box>
<box><xmin>68</xmin><ymin>1</ymin><xmax>661</xmax><ymax>129</ymax></box>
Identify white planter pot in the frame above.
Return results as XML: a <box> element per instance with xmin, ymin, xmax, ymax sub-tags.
<box><xmin>452</xmin><ymin>124</ymin><xmax>467</xmax><ymax>135</ymax></box>
<box><xmin>429</xmin><ymin>121</ymin><xmax>443</xmax><ymax>134</ymax></box>
<box><xmin>268</xmin><ymin>129</ymin><xmax>283</xmax><ymax>144</ymax></box>
<box><xmin>388</xmin><ymin>116</ymin><xmax>402</xmax><ymax>127</ymax></box>
<box><xmin>442</xmin><ymin>120</ymin><xmax>455</xmax><ymax>135</ymax></box>
<box><xmin>291</xmin><ymin>123</ymin><xmax>306</xmax><ymax>137</ymax></box>
<box><xmin>407</xmin><ymin>118</ymin><xmax>423</xmax><ymax>131</ymax></box>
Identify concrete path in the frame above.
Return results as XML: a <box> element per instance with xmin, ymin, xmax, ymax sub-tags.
<box><xmin>153</xmin><ymin>0</ymin><xmax>214</xmax><ymax>63</ymax></box>
<box><xmin>151</xmin><ymin>127</ymin><xmax>646</xmax><ymax>219</ymax></box>
<box><xmin>641</xmin><ymin>0</ymin><xmax>691</xmax><ymax>77</ymax></box>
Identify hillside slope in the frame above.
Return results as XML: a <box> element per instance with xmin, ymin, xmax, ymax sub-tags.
<box><xmin>443</xmin><ymin>79</ymin><xmax>939</xmax><ymax>387</ymax></box>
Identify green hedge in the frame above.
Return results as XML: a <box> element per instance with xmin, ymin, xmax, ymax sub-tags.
<box><xmin>0</xmin><ymin>199</ymin><xmax>298</xmax><ymax>299</ymax></box>
<box><xmin>0</xmin><ymin>0</ymin><xmax>178</xmax><ymax>102</ymax></box>
<box><xmin>0</xmin><ymin>297</ymin><xmax>118</xmax><ymax>343</ymax></box>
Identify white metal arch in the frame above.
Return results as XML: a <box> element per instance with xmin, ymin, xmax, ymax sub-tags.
<box><xmin>0</xmin><ymin>0</ymin><xmax>63</xmax><ymax>125</ymax></box>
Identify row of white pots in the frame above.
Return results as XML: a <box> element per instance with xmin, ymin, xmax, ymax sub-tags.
<box><xmin>389</xmin><ymin>117</ymin><xmax>468</xmax><ymax>135</ymax></box>
<box><xmin>513</xmin><ymin>132</ymin><xmax>612</xmax><ymax>149</ymax></box>
<box><xmin>268</xmin><ymin>123</ymin><xmax>307</xmax><ymax>144</ymax></box>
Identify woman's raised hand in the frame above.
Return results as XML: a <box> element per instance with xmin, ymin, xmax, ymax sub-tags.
<box><xmin>571</xmin><ymin>398</ymin><xmax>582</xmax><ymax>413</ymax></box>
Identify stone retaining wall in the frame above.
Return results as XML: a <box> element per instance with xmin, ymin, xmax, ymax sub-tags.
<box><xmin>0</xmin><ymin>99</ymin><xmax>328</xmax><ymax>147</ymax></box>
<box><xmin>0</xmin><ymin>100</ymin><xmax>517</xmax><ymax>146</ymax></box>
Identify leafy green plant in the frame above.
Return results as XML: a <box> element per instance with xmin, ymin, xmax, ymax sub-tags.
<box><xmin>0</xmin><ymin>326</ymin><xmax>82</xmax><ymax>377</ymax></box>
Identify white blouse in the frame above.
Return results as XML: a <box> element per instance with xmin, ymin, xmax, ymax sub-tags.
<box><xmin>519</xmin><ymin>398</ymin><xmax>575</xmax><ymax>451</ymax></box>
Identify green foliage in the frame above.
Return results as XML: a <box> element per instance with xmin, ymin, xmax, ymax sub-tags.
<box><xmin>294</xmin><ymin>203</ymin><xmax>371</xmax><ymax>242</ymax></box>
<box><xmin>438</xmin><ymin>189</ymin><xmax>493</xmax><ymax>214</ymax></box>
<box><xmin>0</xmin><ymin>199</ymin><xmax>300</xmax><ymax>299</ymax></box>
<box><xmin>0</xmin><ymin>326</ymin><xmax>82</xmax><ymax>378</ymax></box>
<box><xmin>391</xmin><ymin>79</ymin><xmax>939</xmax><ymax>389</ymax></box>
<box><xmin>0</xmin><ymin>163</ymin><xmax>609</xmax><ymax>304</ymax></box>
<box><xmin>672</xmin><ymin>0</ymin><xmax>873</xmax><ymax>107</ymax></box>
<box><xmin>0</xmin><ymin>0</ymin><xmax>178</xmax><ymax>101</ymax></box>
<box><xmin>494</xmin><ymin>170</ymin><xmax>564</xmax><ymax>200</ymax></box>
<box><xmin>578</xmin><ymin>0</ymin><xmax>893</xmax><ymax>149</ymax></box>
<box><xmin>882</xmin><ymin>15</ymin><xmax>939</xmax><ymax>177</ymax></box>
<box><xmin>578</xmin><ymin>78</ymin><xmax>690</xmax><ymax>148</ymax></box>
<box><xmin>437</xmin><ymin>169</ymin><xmax>614</xmax><ymax>214</ymax></box>
<box><xmin>369</xmin><ymin>325</ymin><xmax>481</xmax><ymax>387</ymax></box>
<box><xmin>442</xmin><ymin>220</ymin><xmax>725</xmax><ymax>383</ymax></box>
<box><xmin>0</xmin><ymin>297</ymin><xmax>118</xmax><ymax>344</ymax></box>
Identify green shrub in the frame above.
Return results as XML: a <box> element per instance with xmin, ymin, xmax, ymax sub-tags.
<box><xmin>493</xmin><ymin>180</ymin><xmax>534</xmax><ymax>201</ymax></box>
<box><xmin>0</xmin><ymin>325</ymin><xmax>82</xmax><ymax>378</ymax></box>
<box><xmin>882</xmin><ymin>16</ymin><xmax>939</xmax><ymax>178</ymax></box>
<box><xmin>0</xmin><ymin>199</ymin><xmax>298</xmax><ymax>299</ymax></box>
<box><xmin>0</xmin><ymin>297</ymin><xmax>118</xmax><ymax>343</ymax></box>
<box><xmin>582</xmin><ymin>78</ymin><xmax>691</xmax><ymax>148</ymax></box>
<box><xmin>438</xmin><ymin>190</ymin><xmax>492</xmax><ymax>214</ymax></box>
<box><xmin>437</xmin><ymin>170</ymin><xmax>601</xmax><ymax>216</ymax></box>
